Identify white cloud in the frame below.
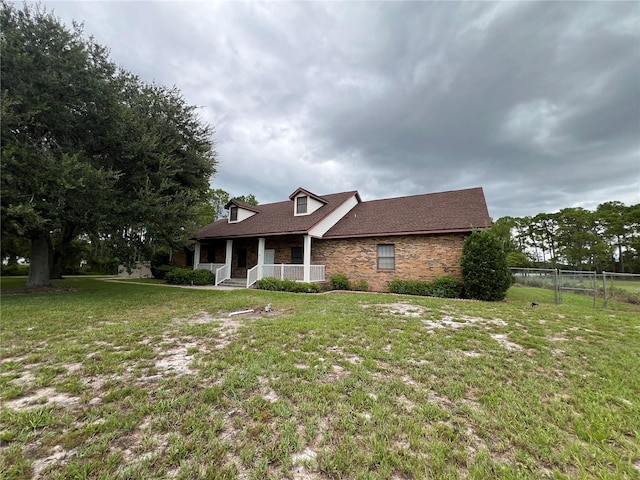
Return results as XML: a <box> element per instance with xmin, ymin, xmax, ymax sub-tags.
<box><xmin>35</xmin><ymin>0</ymin><xmax>640</xmax><ymax>217</ymax></box>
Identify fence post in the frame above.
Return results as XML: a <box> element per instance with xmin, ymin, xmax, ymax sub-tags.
<box><xmin>554</xmin><ymin>268</ymin><xmax>559</xmax><ymax>304</ymax></box>
<box><xmin>602</xmin><ymin>271</ymin><xmax>608</xmax><ymax>310</ymax></box>
<box><xmin>592</xmin><ymin>271</ymin><xmax>597</xmax><ymax>309</ymax></box>
<box><xmin>557</xmin><ymin>269</ymin><xmax>563</xmax><ymax>304</ymax></box>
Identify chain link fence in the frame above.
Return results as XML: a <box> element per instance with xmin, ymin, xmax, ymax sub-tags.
<box><xmin>510</xmin><ymin>268</ymin><xmax>640</xmax><ymax>309</ymax></box>
<box><xmin>510</xmin><ymin>268</ymin><xmax>559</xmax><ymax>304</ymax></box>
<box><xmin>602</xmin><ymin>272</ymin><xmax>640</xmax><ymax>308</ymax></box>
<box><xmin>558</xmin><ymin>270</ymin><xmax>598</xmax><ymax>308</ymax></box>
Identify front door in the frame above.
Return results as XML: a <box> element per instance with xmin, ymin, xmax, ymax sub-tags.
<box><xmin>265</xmin><ymin>249</ymin><xmax>275</xmax><ymax>265</ymax></box>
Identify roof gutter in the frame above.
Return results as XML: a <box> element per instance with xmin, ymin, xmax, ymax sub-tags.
<box><xmin>321</xmin><ymin>226</ymin><xmax>490</xmax><ymax>240</ymax></box>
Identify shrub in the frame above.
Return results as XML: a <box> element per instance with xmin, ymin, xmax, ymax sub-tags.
<box><xmin>150</xmin><ymin>250</ymin><xmax>172</xmax><ymax>279</ymax></box>
<box><xmin>1</xmin><ymin>264</ymin><xmax>30</xmax><ymax>276</ymax></box>
<box><xmin>460</xmin><ymin>231</ymin><xmax>511</xmax><ymax>301</ymax></box>
<box><xmin>430</xmin><ymin>276</ymin><xmax>464</xmax><ymax>298</ymax></box>
<box><xmin>255</xmin><ymin>277</ymin><xmax>281</xmax><ymax>291</ymax></box>
<box><xmin>352</xmin><ymin>279</ymin><xmax>369</xmax><ymax>292</ymax></box>
<box><xmin>388</xmin><ymin>279</ymin><xmax>432</xmax><ymax>296</ymax></box>
<box><xmin>256</xmin><ymin>277</ymin><xmax>320</xmax><ymax>293</ymax></box>
<box><xmin>153</xmin><ymin>265</ymin><xmax>174</xmax><ymax>280</ymax></box>
<box><xmin>86</xmin><ymin>258</ymin><xmax>119</xmax><ymax>275</ymax></box>
<box><xmin>329</xmin><ymin>274</ymin><xmax>351</xmax><ymax>290</ymax></box>
<box><xmin>166</xmin><ymin>268</ymin><xmax>214</xmax><ymax>285</ymax></box>
<box><xmin>388</xmin><ymin>277</ymin><xmax>463</xmax><ymax>298</ymax></box>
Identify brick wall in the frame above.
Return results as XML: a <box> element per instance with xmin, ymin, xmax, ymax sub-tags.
<box><xmin>265</xmin><ymin>236</ymin><xmax>304</xmax><ymax>264</ymax></box>
<box><xmin>312</xmin><ymin>234</ymin><xmax>467</xmax><ymax>292</ymax></box>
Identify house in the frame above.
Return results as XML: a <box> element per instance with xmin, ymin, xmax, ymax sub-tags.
<box><xmin>192</xmin><ymin>186</ymin><xmax>491</xmax><ymax>291</ymax></box>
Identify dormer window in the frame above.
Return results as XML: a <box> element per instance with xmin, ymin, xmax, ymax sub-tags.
<box><xmin>225</xmin><ymin>200</ymin><xmax>258</xmax><ymax>223</ymax></box>
<box><xmin>289</xmin><ymin>188</ymin><xmax>328</xmax><ymax>216</ymax></box>
<box><xmin>296</xmin><ymin>196</ymin><xmax>308</xmax><ymax>215</ymax></box>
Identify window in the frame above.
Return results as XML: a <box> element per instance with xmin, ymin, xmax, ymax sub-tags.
<box><xmin>230</xmin><ymin>206</ymin><xmax>238</xmax><ymax>221</ymax></box>
<box><xmin>377</xmin><ymin>244</ymin><xmax>395</xmax><ymax>270</ymax></box>
<box><xmin>291</xmin><ymin>247</ymin><xmax>303</xmax><ymax>264</ymax></box>
<box><xmin>238</xmin><ymin>248</ymin><xmax>247</xmax><ymax>268</ymax></box>
<box><xmin>296</xmin><ymin>196</ymin><xmax>308</xmax><ymax>214</ymax></box>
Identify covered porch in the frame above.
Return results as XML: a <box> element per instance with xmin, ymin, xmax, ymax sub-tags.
<box><xmin>193</xmin><ymin>235</ymin><xmax>325</xmax><ymax>287</ymax></box>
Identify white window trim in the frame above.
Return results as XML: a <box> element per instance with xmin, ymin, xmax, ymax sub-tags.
<box><xmin>377</xmin><ymin>244</ymin><xmax>395</xmax><ymax>270</ymax></box>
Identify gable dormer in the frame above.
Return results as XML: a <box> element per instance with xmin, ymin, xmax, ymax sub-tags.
<box><xmin>225</xmin><ymin>199</ymin><xmax>259</xmax><ymax>223</ymax></box>
<box><xmin>289</xmin><ymin>188</ymin><xmax>327</xmax><ymax>216</ymax></box>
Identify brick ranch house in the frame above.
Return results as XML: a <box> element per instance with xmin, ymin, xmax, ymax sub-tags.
<box><xmin>192</xmin><ymin>187</ymin><xmax>491</xmax><ymax>291</ymax></box>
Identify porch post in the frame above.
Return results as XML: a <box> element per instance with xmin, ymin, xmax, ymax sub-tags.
<box><xmin>225</xmin><ymin>240</ymin><xmax>233</xmax><ymax>276</ymax></box>
<box><xmin>257</xmin><ymin>238</ymin><xmax>265</xmax><ymax>280</ymax></box>
<box><xmin>303</xmin><ymin>235</ymin><xmax>311</xmax><ymax>282</ymax></box>
<box><xmin>194</xmin><ymin>242</ymin><xmax>201</xmax><ymax>270</ymax></box>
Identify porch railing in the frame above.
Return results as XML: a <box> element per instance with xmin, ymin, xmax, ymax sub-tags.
<box><xmin>247</xmin><ymin>265</ymin><xmax>259</xmax><ymax>288</ymax></box>
<box><xmin>246</xmin><ymin>264</ymin><xmax>326</xmax><ymax>288</ymax></box>
<box><xmin>196</xmin><ymin>263</ymin><xmax>225</xmax><ymax>272</ymax></box>
<box><xmin>215</xmin><ymin>264</ymin><xmax>230</xmax><ymax>286</ymax></box>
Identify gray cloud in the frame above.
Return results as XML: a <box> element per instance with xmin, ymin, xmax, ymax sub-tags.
<box><xmin>37</xmin><ymin>1</ymin><xmax>640</xmax><ymax>218</ymax></box>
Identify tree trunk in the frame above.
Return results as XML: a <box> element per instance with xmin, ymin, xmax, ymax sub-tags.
<box><xmin>49</xmin><ymin>224</ymin><xmax>78</xmax><ymax>279</ymax></box>
<box><xmin>618</xmin><ymin>236</ymin><xmax>624</xmax><ymax>273</ymax></box>
<box><xmin>27</xmin><ymin>235</ymin><xmax>51</xmax><ymax>288</ymax></box>
<box><xmin>50</xmin><ymin>248</ymin><xmax>64</xmax><ymax>279</ymax></box>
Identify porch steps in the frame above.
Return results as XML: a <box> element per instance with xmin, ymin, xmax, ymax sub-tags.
<box><xmin>219</xmin><ymin>277</ymin><xmax>250</xmax><ymax>288</ymax></box>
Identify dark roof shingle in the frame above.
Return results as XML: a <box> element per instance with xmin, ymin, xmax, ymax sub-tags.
<box><xmin>195</xmin><ymin>191</ymin><xmax>358</xmax><ymax>240</ymax></box>
<box><xmin>323</xmin><ymin>187</ymin><xmax>490</xmax><ymax>238</ymax></box>
<box><xmin>194</xmin><ymin>187</ymin><xmax>490</xmax><ymax>240</ymax></box>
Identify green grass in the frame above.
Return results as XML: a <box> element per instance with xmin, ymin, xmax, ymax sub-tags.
<box><xmin>107</xmin><ymin>278</ymin><xmax>168</xmax><ymax>284</ymax></box>
<box><xmin>608</xmin><ymin>279</ymin><xmax>640</xmax><ymax>294</ymax></box>
<box><xmin>1</xmin><ymin>277</ymin><xmax>639</xmax><ymax>479</ymax></box>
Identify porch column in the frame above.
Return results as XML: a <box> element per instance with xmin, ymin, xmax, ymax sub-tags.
<box><xmin>194</xmin><ymin>242</ymin><xmax>201</xmax><ymax>270</ymax></box>
<box><xmin>225</xmin><ymin>240</ymin><xmax>233</xmax><ymax>276</ymax></box>
<box><xmin>257</xmin><ymin>237</ymin><xmax>266</xmax><ymax>280</ymax></box>
<box><xmin>303</xmin><ymin>235</ymin><xmax>312</xmax><ymax>282</ymax></box>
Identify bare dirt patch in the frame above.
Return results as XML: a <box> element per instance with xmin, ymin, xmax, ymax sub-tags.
<box><xmin>364</xmin><ymin>302</ymin><xmax>431</xmax><ymax>318</ymax></box>
<box><xmin>292</xmin><ymin>447</ymin><xmax>317</xmax><ymax>464</ymax></box>
<box><xmin>325</xmin><ymin>364</ymin><xmax>350</xmax><ymax>382</ymax></box>
<box><xmin>32</xmin><ymin>445</ymin><xmax>78</xmax><ymax>480</ymax></box>
<box><xmin>423</xmin><ymin>315</ymin><xmax>507</xmax><ymax>332</ymax></box>
<box><xmin>10</xmin><ymin>369</ymin><xmax>36</xmax><ymax>386</ymax></box>
<box><xmin>490</xmin><ymin>334</ymin><xmax>524</xmax><ymax>352</ymax></box>
<box><xmin>4</xmin><ymin>387</ymin><xmax>80</xmax><ymax>410</ymax></box>
<box><xmin>155</xmin><ymin>343</ymin><xmax>197</xmax><ymax>376</ymax></box>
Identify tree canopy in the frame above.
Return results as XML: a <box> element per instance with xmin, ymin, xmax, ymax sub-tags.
<box><xmin>493</xmin><ymin>202</ymin><xmax>640</xmax><ymax>273</ymax></box>
<box><xmin>1</xmin><ymin>2</ymin><xmax>217</xmax><ymax>286</ymax></box>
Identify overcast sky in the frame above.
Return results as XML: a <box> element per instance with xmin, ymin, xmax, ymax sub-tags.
<box><xmin>34</xmin><ymin>1</ymin><xmax>640</xmax><ymax>219</ymax></box>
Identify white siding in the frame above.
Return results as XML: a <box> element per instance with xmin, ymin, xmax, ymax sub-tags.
<box><xmin>294</xmin><ymin>194</ymin><xmax>324</xmax><ymax>216</ymax></box>
<box><xmin>228</xmin><ymin>207</ymin><xmax>256</xmax><ymax>223</ymax></box>
<box><xmin>309</xmin><ymin>194</ymin><xmax>359</xmax><ymax>237</ymax></box>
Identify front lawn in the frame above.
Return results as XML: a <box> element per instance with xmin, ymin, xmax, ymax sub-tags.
<box><xmin>1</xmin><ymin>278</ymin><xmax>639</xmax><ymax>479</ymax></box>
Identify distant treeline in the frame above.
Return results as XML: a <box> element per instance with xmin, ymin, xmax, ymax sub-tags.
<box><xmin>493</xmin><ymin>201</ymin><xmax>640</xmax><ymax>273</ymax></box>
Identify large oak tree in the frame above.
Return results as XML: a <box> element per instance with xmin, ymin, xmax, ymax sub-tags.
<box><xmin>1</xmin><ymin>2</ymin><xmax>217</xmax><ymax>287</ymax></box>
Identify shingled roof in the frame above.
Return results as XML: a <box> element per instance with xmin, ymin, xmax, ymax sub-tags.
<box><xmin>323</xmin><ymin>187</ymin><xmax>490</xmax><ymax>238</ymax></box>
<box><xmin>194</xmin><ymin>191</ymin><xmax>358</xmax><ymax>240</ymax></box>
<box><xmin>194</xmin><ymin>187</ymin><xmax>490</xmax><ymax>240</ymax></box>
